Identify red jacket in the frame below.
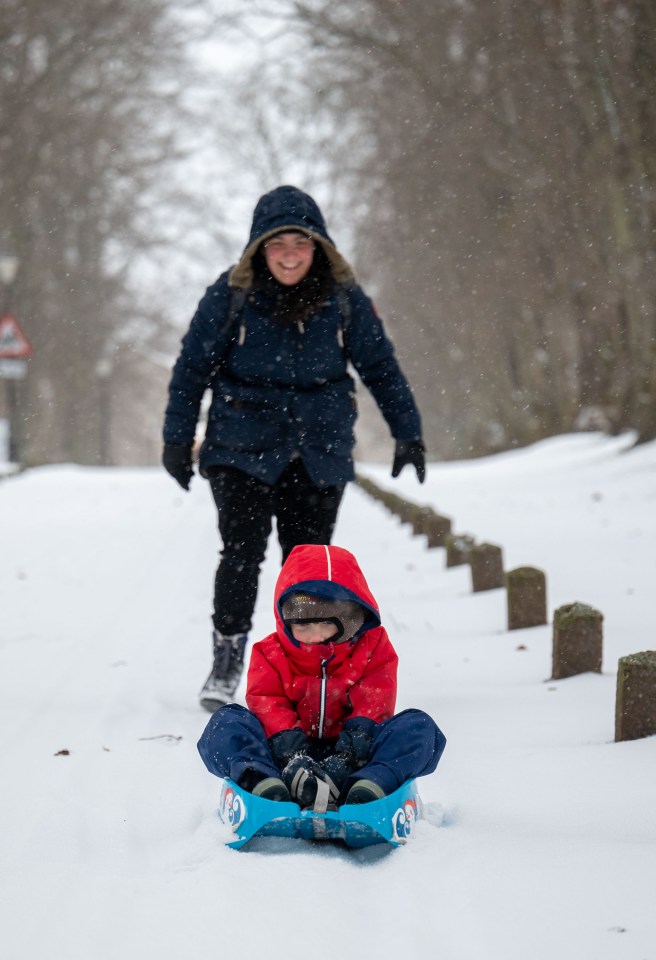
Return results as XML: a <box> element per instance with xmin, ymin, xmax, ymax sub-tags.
<box><xmin>246</xmin><ymin>544</ymin><xmax>398</xmax><ymax>740</ymax></box>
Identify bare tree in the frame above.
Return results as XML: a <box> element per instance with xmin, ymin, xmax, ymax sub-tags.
<box><xmin>5</xmin><ymin>0</ymin><xmax>654</xmax><ymax>464</ymax></box>
<box><xmin>0</xmin><ymin>0</ymin><xmax>201</xmax><ymax>464</ymax></box>
<box><xmin>231</xmin><ymin>0</ymin><xmax>656</xmax><ymax>455</ymax></box>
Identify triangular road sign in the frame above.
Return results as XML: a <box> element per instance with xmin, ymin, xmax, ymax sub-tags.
<box><xmin>0</xmin><ymin>314</ymin><xmax>32</xmax><ymax>358</ymax></box>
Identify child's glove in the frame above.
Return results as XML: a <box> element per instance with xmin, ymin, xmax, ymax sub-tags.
<box><xmin>334</xmin><ymin>719</ymin><xmax>376</xmax><ymax>768</ymax></box>
<box><xmin>320</xmin><ymin>754</ymin><xmax>352</xmax><ymax>796</ymax></box>
<box><xmin>268</xmin><ymin>729</ymin><xmax>311</xmax><ymax>771</ymax></box>
<box><xmin>282</xmin><ymin>755</ymin><xmax>337</xmax><ymax>809</ymax></box>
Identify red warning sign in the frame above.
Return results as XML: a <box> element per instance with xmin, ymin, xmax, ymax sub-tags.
<box><xmin>0</xmin><ymin>314</ymin><xmax>32</xmax><ymax>358</ymax></box>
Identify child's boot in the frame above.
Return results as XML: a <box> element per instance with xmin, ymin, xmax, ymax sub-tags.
<box><xmin>252</xmin><ymin>777</ymin><xmax>292</xmax><ymax>802</ymax></box>
<box><xmin>199</xmin><ymin>631</ymin><xmax>248</xmax><ymax>712</ymax></box>
<box><xmin>240</xmin><ymin>769</ymin><xmax>291</xmax><ymax>802</ymax></box>
<box><xmin>344</xmin><ymin>779</ymin><xmax>386</xmax><ymax>804</ymax></box>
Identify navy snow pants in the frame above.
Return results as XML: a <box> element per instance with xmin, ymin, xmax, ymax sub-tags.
<box><xmin>197</xmin><ymin>704</ymin><xmax>446</xmax><ymax>797</ymax></box>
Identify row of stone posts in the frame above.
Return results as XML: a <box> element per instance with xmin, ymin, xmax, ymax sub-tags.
<box><xmin>355</xmin><ymin>474</ymin><xmax>656</xmax><ymax>743</ymax></box>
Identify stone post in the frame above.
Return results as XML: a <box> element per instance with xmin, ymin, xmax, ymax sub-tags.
<box><xmin>552</xmin><ymin>602</ymin><xmax>603</xmax><ymax>679</ymax></box>
<box><xmin>506</xmin><ymin>566</ymin><xmax>547</xmax><ymax>630</ymax></box>
<box><xmin>470</xmin><ymin>542</ymin><xmax>504</xmax><ymax>592</ymax></box>
<box><xmin>445</xmin><ymin>534</ymin><xmax>476</xmax><ymax>568</ymax></box>
<box><xmin>615</xmin><ymin>651</ymin><xmax>656</xmax><ymax>742</ymax></box>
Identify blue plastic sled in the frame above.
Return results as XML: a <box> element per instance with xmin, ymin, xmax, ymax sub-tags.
<box><xmin>218</xmin><ymin>778</ymin><xmax>422</xmax><ymax>850</ymax></box>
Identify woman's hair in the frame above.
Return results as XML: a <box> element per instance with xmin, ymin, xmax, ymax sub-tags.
<box><xmin>251</xmin><ymin>241</ymin><xmax>336</xmax><ymax>326</ymax></box>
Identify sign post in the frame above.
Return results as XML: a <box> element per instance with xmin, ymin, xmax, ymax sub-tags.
<box><xmin>0</xmin><ymin>313</ymin><xmax>32</xmax><ymax>463</ymax></box>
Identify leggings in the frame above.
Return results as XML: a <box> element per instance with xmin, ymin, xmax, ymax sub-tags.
<box><xmin>207</xmin><ymin>460</ymin><xmax>345</xmax><ymax>634</ymax></box>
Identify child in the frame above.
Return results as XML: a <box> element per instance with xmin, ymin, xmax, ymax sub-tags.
<box><xmin>197</xmin><ymin>543</ymin><xmax>446</xmax><ymax>809</ymax></box>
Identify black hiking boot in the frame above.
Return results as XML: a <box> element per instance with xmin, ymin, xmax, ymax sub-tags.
<box><xmin>198</xmin><ymin>631</ymin><xmax>248</xmax><ymax>712</ymax></box>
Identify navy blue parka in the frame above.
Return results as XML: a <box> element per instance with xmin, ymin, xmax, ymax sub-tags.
<box><xmin>163</xmin><ymin>186</ymin><xmax>422</xmax><ymax>487</ymax></box>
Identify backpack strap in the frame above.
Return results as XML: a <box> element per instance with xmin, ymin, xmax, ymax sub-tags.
<box><xmin>206</xmin><ymin>284</ymin><xmax>247</xmax><ymax>385</ymax></box>
<box><xmin>221</xmin><ymin>285</ymin><xmax>248</xmax><ymax>343</ymax></box>
<box><xmin>334</xmin><ymin>284</ymin><xmax>354</xmax><ymax>352</ymax></box>
<box><xmin>222</xmin><ymin>282</ymin><xmax>354</xmax><ymax>352</ymax></box>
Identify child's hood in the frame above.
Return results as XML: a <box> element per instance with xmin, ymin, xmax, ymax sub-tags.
<box><xmin>274</xmin><ymin>544</ymin><xmax>381</xmax><ymax>649</ymax></box>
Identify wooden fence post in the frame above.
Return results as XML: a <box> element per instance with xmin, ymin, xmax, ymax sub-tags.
<box><xmin>470</xmin><ymin>542</ymin><xmax>504</xmax><ymax>592</ymax></box>
<box><xmin>506</xmin><ymin>566</ymin><xmax>547</xmax><ymax>630</ymax></box>
<box><xmin>615</xmin><ymin>651</ymin><xmax>656</xmax><ymax>742</ymax></box>
<box><xmin>552</xmin><ymin>602</ymin><xmax>603</xmax><ymax>679</ymax></box>
<box><xmin>424</xmin><ymin>512</ymin><xmax>452</xmax><ymax>548</ymax></box>
<box><xmin>354</xmin><ymin>476</ymin><xmax>454</xmax><ymax>548</ymax></box>
<box><xmin>410</xmin><ymin>506</ymin><xmax>452</xmax><ymax>546</ymax></box>
<box><xmin>445</xmin><ymin>534</ymin><xmax>476</xmax><ymax>568</ymax></box>
<box><xmin>392</xmin><ymin>496</ymin><xmax>416</xmax><ymax>525</ymax></box>
<box><xmin>408</xmin><ymin>504</ymin><xmax>433</xmax><ymax>535</ymax></box>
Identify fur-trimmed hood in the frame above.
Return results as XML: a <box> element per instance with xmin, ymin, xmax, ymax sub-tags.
<box><xmin>228</xmin><ymin>185</ymin><xmax>355</xmax><ymax>289</ymax></box>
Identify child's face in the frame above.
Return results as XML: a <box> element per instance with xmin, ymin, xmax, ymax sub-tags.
<box><xmin>289</xmin><ymin>620</ymin><xmax>340</xmax><ymax>645</ymax></box>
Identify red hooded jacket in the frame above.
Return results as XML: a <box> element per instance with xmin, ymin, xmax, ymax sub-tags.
<box><xmin>246</xmin><ymin>544</ymin><xmax>398</xmax><ymax>740</ymax></box>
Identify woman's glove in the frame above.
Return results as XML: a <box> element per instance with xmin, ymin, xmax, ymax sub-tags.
<box><xmin>162</xmin><ymin>444</ymin><xmax>193</xmax><ymax>490</ymax></box>
<box><xmin>267</xmin><ymin>729</ymin><xmax>311</xmax><ymax>771</ymax></box>
<box><xmin>391</xmin><ymin>439</ymin><xmax>426</xmax><ymax>483</ymax></box>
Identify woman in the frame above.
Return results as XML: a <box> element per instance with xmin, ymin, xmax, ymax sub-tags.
<box><xmin>163</xmin><ymin>185</ymin><xmax>425</xmax><ymax>711</ymax></box>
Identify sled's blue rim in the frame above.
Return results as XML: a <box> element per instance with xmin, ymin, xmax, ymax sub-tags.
<box><xmin>218</xmin><ymin>778</ymin><xmax>422</xmax><ymax>849</ymax></box>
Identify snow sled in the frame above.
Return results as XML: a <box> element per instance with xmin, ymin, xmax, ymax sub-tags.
<box><xmin>218</xmin><ymin>777</ymin><xmax>422</xmax><ymax>850</ymax></box>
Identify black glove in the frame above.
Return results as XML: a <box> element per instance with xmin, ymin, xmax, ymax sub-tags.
<box><xmin>320</xmin><ymin>754</ymin><xmax>353</xmax><ymax>796</ymax></box>
<box><xmin>162</xmin><ymin>444</ymin><xmax>193</xmax><ymax>490</ymax></box>
<box><xmin>391</xmin><ymin>439</ymin><xmax>426</xmax><ymax>484</ymax></box>
<box><xmin>335</xmin><ymin>720</ymin><xmax>375</xmax><ymax>768</ymax></box>
<box><xmin>268</xmin><ymin>729</ymin><xmax>311</xmax><ymax>772</ymax></box>
<box><xmin>282</xmin><ymin>755</ymin><xmax>334</xmax><ymax>808</ymax></box>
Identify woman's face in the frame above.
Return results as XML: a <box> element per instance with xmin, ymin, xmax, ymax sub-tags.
<box><xmin>263</xmin><ymin>232</ymin><xmax>315</xmax><ymax>286</ymax></box>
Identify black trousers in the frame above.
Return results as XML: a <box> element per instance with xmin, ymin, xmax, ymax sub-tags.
<box><xmin>207</xmin><ymin>460</ymin><xmax>345</xmax><ymax>635</ymax></box>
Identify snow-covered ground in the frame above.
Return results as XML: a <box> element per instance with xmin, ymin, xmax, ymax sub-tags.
<box><xmin>1</xmin><ymin>432</ymin><xmax>654</xmax><ymax>960</ymax></box>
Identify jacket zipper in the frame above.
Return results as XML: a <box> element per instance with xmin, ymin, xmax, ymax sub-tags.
<box><xmin>318</xmin><ymin>659</ymin><xmax>329</xmax><ymax>738</ymax></box>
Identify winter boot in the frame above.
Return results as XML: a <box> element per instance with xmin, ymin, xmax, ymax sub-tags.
<box><xmin>198</xmin><ymin>630</ymin><xmax>247</xmax><ymax>712</ymax></box>
<box><xmin>344</xmin><ymin>779</ymin><xmax>386</xmax><ymax>805</ymax></box>
<box><xmin>240</xmin><ymin>769</ymin><xmax>292</xmax><ymax>802</ymax></box>
<box><xmin>252</xmin><ymin>777</ymin><xmax>292</xmax><ymax>802</ymax></box>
